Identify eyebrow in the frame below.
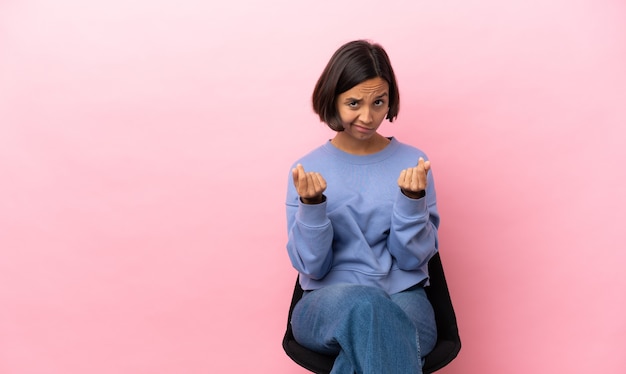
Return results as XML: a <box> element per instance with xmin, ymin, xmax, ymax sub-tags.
<box><xmin>344</xmin><ymin>92</ymin><xmax>388</xmax><ymax>102</ymax></box>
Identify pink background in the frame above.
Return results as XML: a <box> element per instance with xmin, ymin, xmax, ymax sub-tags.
<box><xmin>1</xmin><ymin>0</ymin><xmax>625</xmax><ymax>373</ymax></box>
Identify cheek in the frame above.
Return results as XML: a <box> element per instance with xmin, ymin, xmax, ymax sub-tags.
<box><xmin>337</xmin><ymin>108</ymin><xmax>357</xmax><ymax>124</ymax></box>
<box><xmin>374</xmin><ymin>109</ymin><xmax>388</xmax><ymax>124</ymax></box>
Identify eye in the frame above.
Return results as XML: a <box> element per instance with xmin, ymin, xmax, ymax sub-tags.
<box><xmin>348</xmin><ymin>101</ymin><xmax>359</xmax><ymax>108</ymax></box>
<box><xmin>374</xmin><ymin>99</ymin><xmax>386</xmax><ymax>107</ymax></box>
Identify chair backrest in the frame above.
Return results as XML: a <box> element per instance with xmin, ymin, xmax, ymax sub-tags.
<box><xmin>282</xmin><ymin>252</ymin><xmax>461</xmax><ymax>374</ymax></box>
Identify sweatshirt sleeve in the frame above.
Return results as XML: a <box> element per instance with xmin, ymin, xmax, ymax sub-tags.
<box><xmin>387</xmin><ymin>170</ymin><xmax>440</xmax><ymax>270</ymax></box>
<box><xmin>286</xmin><ymin>188</ymin><xmax>334</xmax><ymax>280</ymax></box>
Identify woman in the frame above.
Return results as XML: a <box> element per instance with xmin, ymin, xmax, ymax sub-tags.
<box><xmin>286</xmin><ymin>40</ymin><xmax>439</xmax><ymax>374</ymax></box>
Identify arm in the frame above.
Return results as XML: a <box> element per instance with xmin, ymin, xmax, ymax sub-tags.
<box><xmin>285</xmin><ymin>164</ymin><xmax>334</xmax><ymax>279</ymax></box>
<box><xmin>286</xmin><ymin>198</ymin><xmax>334</xmax><ymax>279</ymax></box>
<box><xmin>388</xmin><ymin>159</ymin><xmax>440</xmax><ymax>270</ymax></box>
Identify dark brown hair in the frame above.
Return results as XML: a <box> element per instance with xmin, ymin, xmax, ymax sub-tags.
<box><xmin>312</xmin><ymin>40</ymin><xmax>400</xmax><ymax>131</ymax></box>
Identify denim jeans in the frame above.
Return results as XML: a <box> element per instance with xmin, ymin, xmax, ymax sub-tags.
<box><xmin>291</xmin><ymin>283</ymin><xmax>437</xmax><ymax>374</ymax></box>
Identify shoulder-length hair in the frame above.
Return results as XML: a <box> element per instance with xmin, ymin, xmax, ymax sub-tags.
<box><xmin>312</xmin><ymin>40</ymin><xmax>400</xmax><ymax>131</ymax></box>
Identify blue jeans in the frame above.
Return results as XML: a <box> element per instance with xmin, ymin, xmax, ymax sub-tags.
<box><xmin>291</xmin><ymin>283</ymin><xmax>437</xmax><ymax>374</ymax></box>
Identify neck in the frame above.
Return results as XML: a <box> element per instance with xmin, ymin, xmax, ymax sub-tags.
<box><xmin>331</xmin><ymin>133</ymin><xmax>390</xmax><ymax>155</ymax></box>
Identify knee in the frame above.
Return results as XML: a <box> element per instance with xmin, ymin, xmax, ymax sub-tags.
<box><xmin>330</xmin><ymin>285</ymin><xmax>400</xmax><ymax>322</ymax></box>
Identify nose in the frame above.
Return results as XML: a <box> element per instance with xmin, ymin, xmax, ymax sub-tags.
<box><xmin>358</xmin><ymin>107</ymin><xmax>373</xmax><ymax>125</ymax></box>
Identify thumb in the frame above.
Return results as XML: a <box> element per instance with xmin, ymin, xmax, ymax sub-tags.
<box><xmin>418</xmin><ymin>157</ymin><xmax>431</xmax><ymax>172</ymax></box>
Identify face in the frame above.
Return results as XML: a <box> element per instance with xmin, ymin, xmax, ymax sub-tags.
<box><xmin>336</xmin><ymin>77</ymin><xmax>390</xmax><ymax>140</ymax></box>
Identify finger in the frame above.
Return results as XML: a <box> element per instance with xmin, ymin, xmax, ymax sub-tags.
<box><xmin>411</xmin><ymin>167</ymin><xmax>422</xmax><ymax>191</ymax></box>
<box><xmin>401</xmin><ymin>168</ymin><xmax>416</xmax><ymax>190</ymax></box>
<box><xmin>404</xmin><ymin>167</ymin><xmax>413</xmax><ymax>186</ymax></box>
<box><xmin>416</xmin><ymin>164</ymin><xmax>428</xmax><ymax>190</ymax></box>
<box><xmin>317</xmin><ymin>173</ymin><xmax>327</xmax><ymax>191</ymax></box>
<box><xmin>417</xmin><ymin>157</ymin><xmax>432</xmax><ymax>174</ymax></box>
<box><xmin>295</xmin><ymin>165</ymin><xmax>311</xmax><ymax>195</ymax></box>
<box><xmin>314</xmin><ymin>173</ymin><xmax>328</xmax><ymax>194</ymax></box>
<box><xmin>397</xmin><ymin>169</ymin><xmax>407</xmax><ymax>186</ymax></box>
<box><xmin>312</xmin><ymin>172</ymin><xmax>323</xmax><ymax>191</ymax></box>
<box><xmin>292</xmin><ymin>167</ymin><xmax>300</xmax><ymax>188</ymax></box>
<box><xmin>304</xmin><ymin>173</ymin><xmax>316</xmax><ymax>197</ymax></box>
<box><xmin>297</xmin><ymin>164</ymin><xmax>308</xmax><ymax>187</ymax></box>
<box><xmin>309</xmin><ymin>173</ymin><xmax>321</xmax><ymax>195</ymax></box>
<box><xmin>306</xmin><ymin>173</ymin><xmax>323</xmax><ymax>197</ymax></box>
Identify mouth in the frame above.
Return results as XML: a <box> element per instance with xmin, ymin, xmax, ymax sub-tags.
<box><xmin>352</xmin><ymin>124</ymin><xmax>373</xmax><ymax>133</ymax></box>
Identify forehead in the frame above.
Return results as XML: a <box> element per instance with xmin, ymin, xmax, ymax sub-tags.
<box><xmin>339</xmin><ymin>77</ymin><xmax>389</xmax><ymax>98</ymax></box>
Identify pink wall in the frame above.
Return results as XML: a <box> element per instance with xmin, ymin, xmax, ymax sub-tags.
<box><xmin>1</xmin><ymin>0</ymin><xmax>625</xmax><ymax>373</ymax></box>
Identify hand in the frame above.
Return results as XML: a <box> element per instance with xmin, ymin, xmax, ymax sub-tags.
<box><xmin>397</xmin><ymin>157</ymin><xmax>431</xmax><ymax>199</ymax></box>
<box><xmin>292</xmin><ymin>164</ymin><xmax>327</xmax><ymax>204</ymax></box>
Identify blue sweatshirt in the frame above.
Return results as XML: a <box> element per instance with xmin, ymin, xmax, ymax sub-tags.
<box><xmin>286</xmin><ymin>137</ymin><xmax>440</xmax><ymax>294</ymax></box>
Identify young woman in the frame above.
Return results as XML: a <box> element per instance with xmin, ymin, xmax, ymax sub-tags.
<box><xmin>286</xmin><ymin>40</ymin><xmax>439</xmax><ymax>374</ymax></box>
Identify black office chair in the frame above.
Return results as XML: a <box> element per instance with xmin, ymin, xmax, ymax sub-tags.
<box><xmin>282</xmin><ymin>252</ymin><xmax>461</xmax><ymax>373</ymax></box>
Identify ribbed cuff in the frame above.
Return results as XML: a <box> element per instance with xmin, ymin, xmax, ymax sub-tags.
<box><xmin>395</xmin><ymin>190</ymin><xmax>428</xmax><ymax>218</ymax></box>
<box><xmin>296</xmin><ymin>200</ymin><xmax>329</xmax><ymax>227</ymax></box>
